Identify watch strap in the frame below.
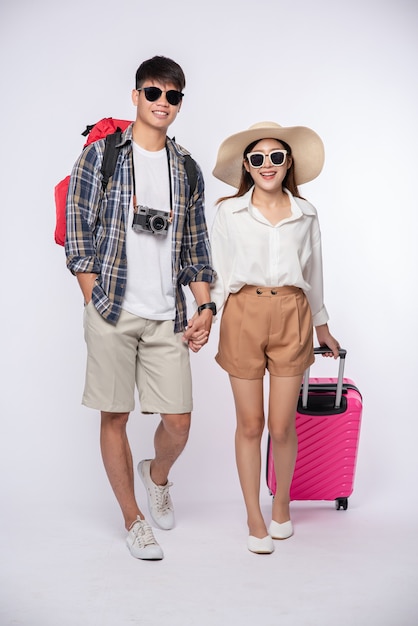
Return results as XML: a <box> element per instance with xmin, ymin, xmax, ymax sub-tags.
<box><xmin>197</xmin><ymin>302</ymin><xmax>217</xmax><ymax>315</ymax></box>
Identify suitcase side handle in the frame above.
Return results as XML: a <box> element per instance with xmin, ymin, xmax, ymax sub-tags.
<box><xmin>302</xmin><ymin>347</ymin><xmax>347</xmax><ymax>410</ymax></box>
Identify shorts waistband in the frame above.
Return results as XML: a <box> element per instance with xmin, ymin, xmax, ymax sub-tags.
<box><xmin>239</xmin><ymin>285</ymin><xmax>302</xmax><ymax>297</ymax></box>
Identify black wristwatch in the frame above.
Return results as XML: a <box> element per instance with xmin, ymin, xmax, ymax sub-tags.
<box><xmin>197</xmin><ymin>302</ymin><xmax>217</xmax><ymax>315</ymax></box>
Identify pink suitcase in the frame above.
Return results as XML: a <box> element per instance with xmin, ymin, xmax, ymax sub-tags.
<box><xmin>266</xmin><ymin>348</ymin><xmax>362</xmax><ymax>510</ymax></box>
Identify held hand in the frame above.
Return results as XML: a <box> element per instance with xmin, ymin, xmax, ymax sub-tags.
<box><xmin>315</xmin><ymin>324</ymin><xmax>340</xmax><ymax>358</ymax></box>
<box><xmin>182</xmin><ymin>311</ymin><xmax>212</xmax><ymax>353</ymax></box>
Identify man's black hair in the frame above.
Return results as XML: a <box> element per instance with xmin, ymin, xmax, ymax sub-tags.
<box><xmin>135</xmin><ymin>56</ymin><xmax>186</xmax><ymax>91</ymax></box>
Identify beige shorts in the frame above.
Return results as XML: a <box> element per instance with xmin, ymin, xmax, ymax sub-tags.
<box><xmin>82</xmin><ymin>303</ymin><xmax>192</xmax><ymax>414</ymax></box>
<box><xmin>215</xmin><ymin>285</ymin><xmax>314</xmax><ymax>379</ymax></box>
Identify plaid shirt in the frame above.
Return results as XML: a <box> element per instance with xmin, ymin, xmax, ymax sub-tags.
<box><xmin>65</xmin><ymin>124</ymin><xmax>215</xmax><ymax>332</ymax></box>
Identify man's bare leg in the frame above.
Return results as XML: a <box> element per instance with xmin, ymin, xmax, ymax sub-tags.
<box><xmin>100</xmin><ymin>411</ymin><xmax>143</xmax><ymax>529</ymax></box>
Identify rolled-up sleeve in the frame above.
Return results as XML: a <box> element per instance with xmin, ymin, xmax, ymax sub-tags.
<box><xmin>65</xmin><ymin>145</ymin><xmax>102</xmax><ymax>275</ymax></box>
<box><xmin>177</xmin><ymin>170</ymin><xmax>216</xmax><ymax>287</ymax></box>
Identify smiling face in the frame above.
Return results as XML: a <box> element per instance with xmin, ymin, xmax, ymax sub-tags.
<box><xmin>243</xmin><ymin>138</ymin><xmax>292</xmax><ymax>192</ymax></box>
<box><xmin>131</xmin><ymin>79</ymin><xmax>182</xmax><ymax>135</ymax></box>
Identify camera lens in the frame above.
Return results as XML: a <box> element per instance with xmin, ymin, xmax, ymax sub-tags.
<box><xmin>150</xmin><ymin>215</ymin><xmax>167</xmax><ymax>232</ymax></box>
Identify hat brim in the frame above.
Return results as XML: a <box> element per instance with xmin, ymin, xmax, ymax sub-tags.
<box><xmin>212</xmin><ymin>123</ymin><xmax>325</xmax><ymax>188</ymax></box>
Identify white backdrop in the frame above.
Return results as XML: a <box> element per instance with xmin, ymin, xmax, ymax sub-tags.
<box><xmin>1</xmin><ymin>0</ymin><xmax>417</xmax><ymax>524</ymax></box>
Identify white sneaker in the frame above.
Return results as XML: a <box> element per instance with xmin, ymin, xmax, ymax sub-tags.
<box><xmin>137</xmin><ymin>459</ymin><xmax>175</xmax><ymax>530</ymax></box>
<box><xmin>126</xmin><ymin>517</ymin><xmax>164</xmax><ymax>560</ymax></box>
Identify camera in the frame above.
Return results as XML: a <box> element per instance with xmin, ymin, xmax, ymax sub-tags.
<box><xmin>132</xmin><ymin>205</ymin><xmax>170</xmax><ymax>235</ymax></box>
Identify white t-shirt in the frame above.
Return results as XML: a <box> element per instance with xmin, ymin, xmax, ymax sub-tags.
<box><xmin>122</xmin><ymin>142</ymin><xmax>175</xmax><ymax>320</ymax></box>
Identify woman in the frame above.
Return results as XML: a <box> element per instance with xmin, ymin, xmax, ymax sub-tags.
<box><xmin>210</xmin><ymin>122</ymin><xmax>340</xmax><ymax>554</ymax></box>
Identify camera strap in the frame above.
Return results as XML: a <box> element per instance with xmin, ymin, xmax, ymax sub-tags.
<box><xmin>132</xmin><ymin>145</ymin><xmax>174</xmax><ymax>224</ymax></box>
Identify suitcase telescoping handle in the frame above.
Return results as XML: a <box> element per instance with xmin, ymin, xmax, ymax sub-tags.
<box><xmin>302</xmin><ymin>347</ymin><xmax>347</xmax><ymax>410</ymax></box>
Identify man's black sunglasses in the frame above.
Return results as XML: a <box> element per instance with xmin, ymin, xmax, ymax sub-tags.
<box><xmin>137</xmin><ymin>86</ymin><xmax>184</xmax><ymax>106</ymax></box>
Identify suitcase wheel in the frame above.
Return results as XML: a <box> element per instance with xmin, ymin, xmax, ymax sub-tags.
<box><xmin>335</xmin><ymin>498</ymin><xmax>348</xmax><ymax>510</ymax></box>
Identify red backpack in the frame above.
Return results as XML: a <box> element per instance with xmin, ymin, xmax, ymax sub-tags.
<box><xmin>54</xmin><ymin>118</ymin><xmax>132</xmax><ymax>246</ymax></box>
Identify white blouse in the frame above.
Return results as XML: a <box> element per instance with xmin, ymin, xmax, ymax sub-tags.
<box><xmin>210</xmin><ymin>187</ymin><xmax>329</xmax><ymax>327</ymax></box>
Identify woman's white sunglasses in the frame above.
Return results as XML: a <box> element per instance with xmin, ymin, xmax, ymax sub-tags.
<box><xmin>247</xmin><ymin>149</ymin><xmax>287</xmax><ymax>168</ymax></box>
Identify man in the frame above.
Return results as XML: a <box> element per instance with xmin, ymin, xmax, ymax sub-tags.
<box><xmin>65</xmin><ymin>56</ymin><xmax>216</xmax><ymax>560</ymax></box>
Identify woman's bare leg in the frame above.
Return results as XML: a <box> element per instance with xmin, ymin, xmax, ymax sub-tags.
<box><xmin>267</xmin><ymin>374</ymin><xmax>303</xmax><ymax>523</ymax></box>
<box><xmin>229</xmin><ymin>376</ymin><xmax>267</xmax><ymax>538</ymax></box>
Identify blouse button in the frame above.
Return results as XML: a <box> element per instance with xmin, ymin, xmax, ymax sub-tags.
<box><xmin>256</xmin><ymin>288</ymin><xmax>262</xmax><ymax>295</ymax></box>
<box><xmin>271</xmin><ymin>290</ymin><xmax>277</xmax><ymax>295</ymax></box>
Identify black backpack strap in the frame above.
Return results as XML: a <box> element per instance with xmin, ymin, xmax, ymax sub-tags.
<box><xmin>81</xmin><ymin>124</ymin><xmax>95</xmax><ymax>137</ymax></box>
<box><xmin>171</xmin><ymin>136</ymin><xmax>198</xmax><ymax>197</ymax></box>
<box><xmin>101</xmin><ymin>130</ymin><xmax>122</xmax><ymax>192</ymax></box>
<box><xmin>183</xmin><ymin>154</ymin><xmax>198</xmax><ymax>196</ymax></box>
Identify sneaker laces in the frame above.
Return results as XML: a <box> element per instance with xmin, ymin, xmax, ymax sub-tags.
<box><xmin>131</xmin><ymin>519</ymin><xmax>157</xmax><ymax>548</ymax></box>
<box><xmin>152</xmin><ymin>482</ymin><xmax>173</xmax><ymax>515</ymax></box>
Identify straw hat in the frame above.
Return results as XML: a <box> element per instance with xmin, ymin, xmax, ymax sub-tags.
<box><xmin>212</xmin><ymin>121</ymin><xmax>325</xmax><ymax>188</ymax></box>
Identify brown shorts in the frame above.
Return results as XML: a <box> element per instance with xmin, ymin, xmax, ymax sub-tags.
<box><xmin>215</xmin><ymin>285</ymin><xmax>314</xmax><ymax>379</ymax></box>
